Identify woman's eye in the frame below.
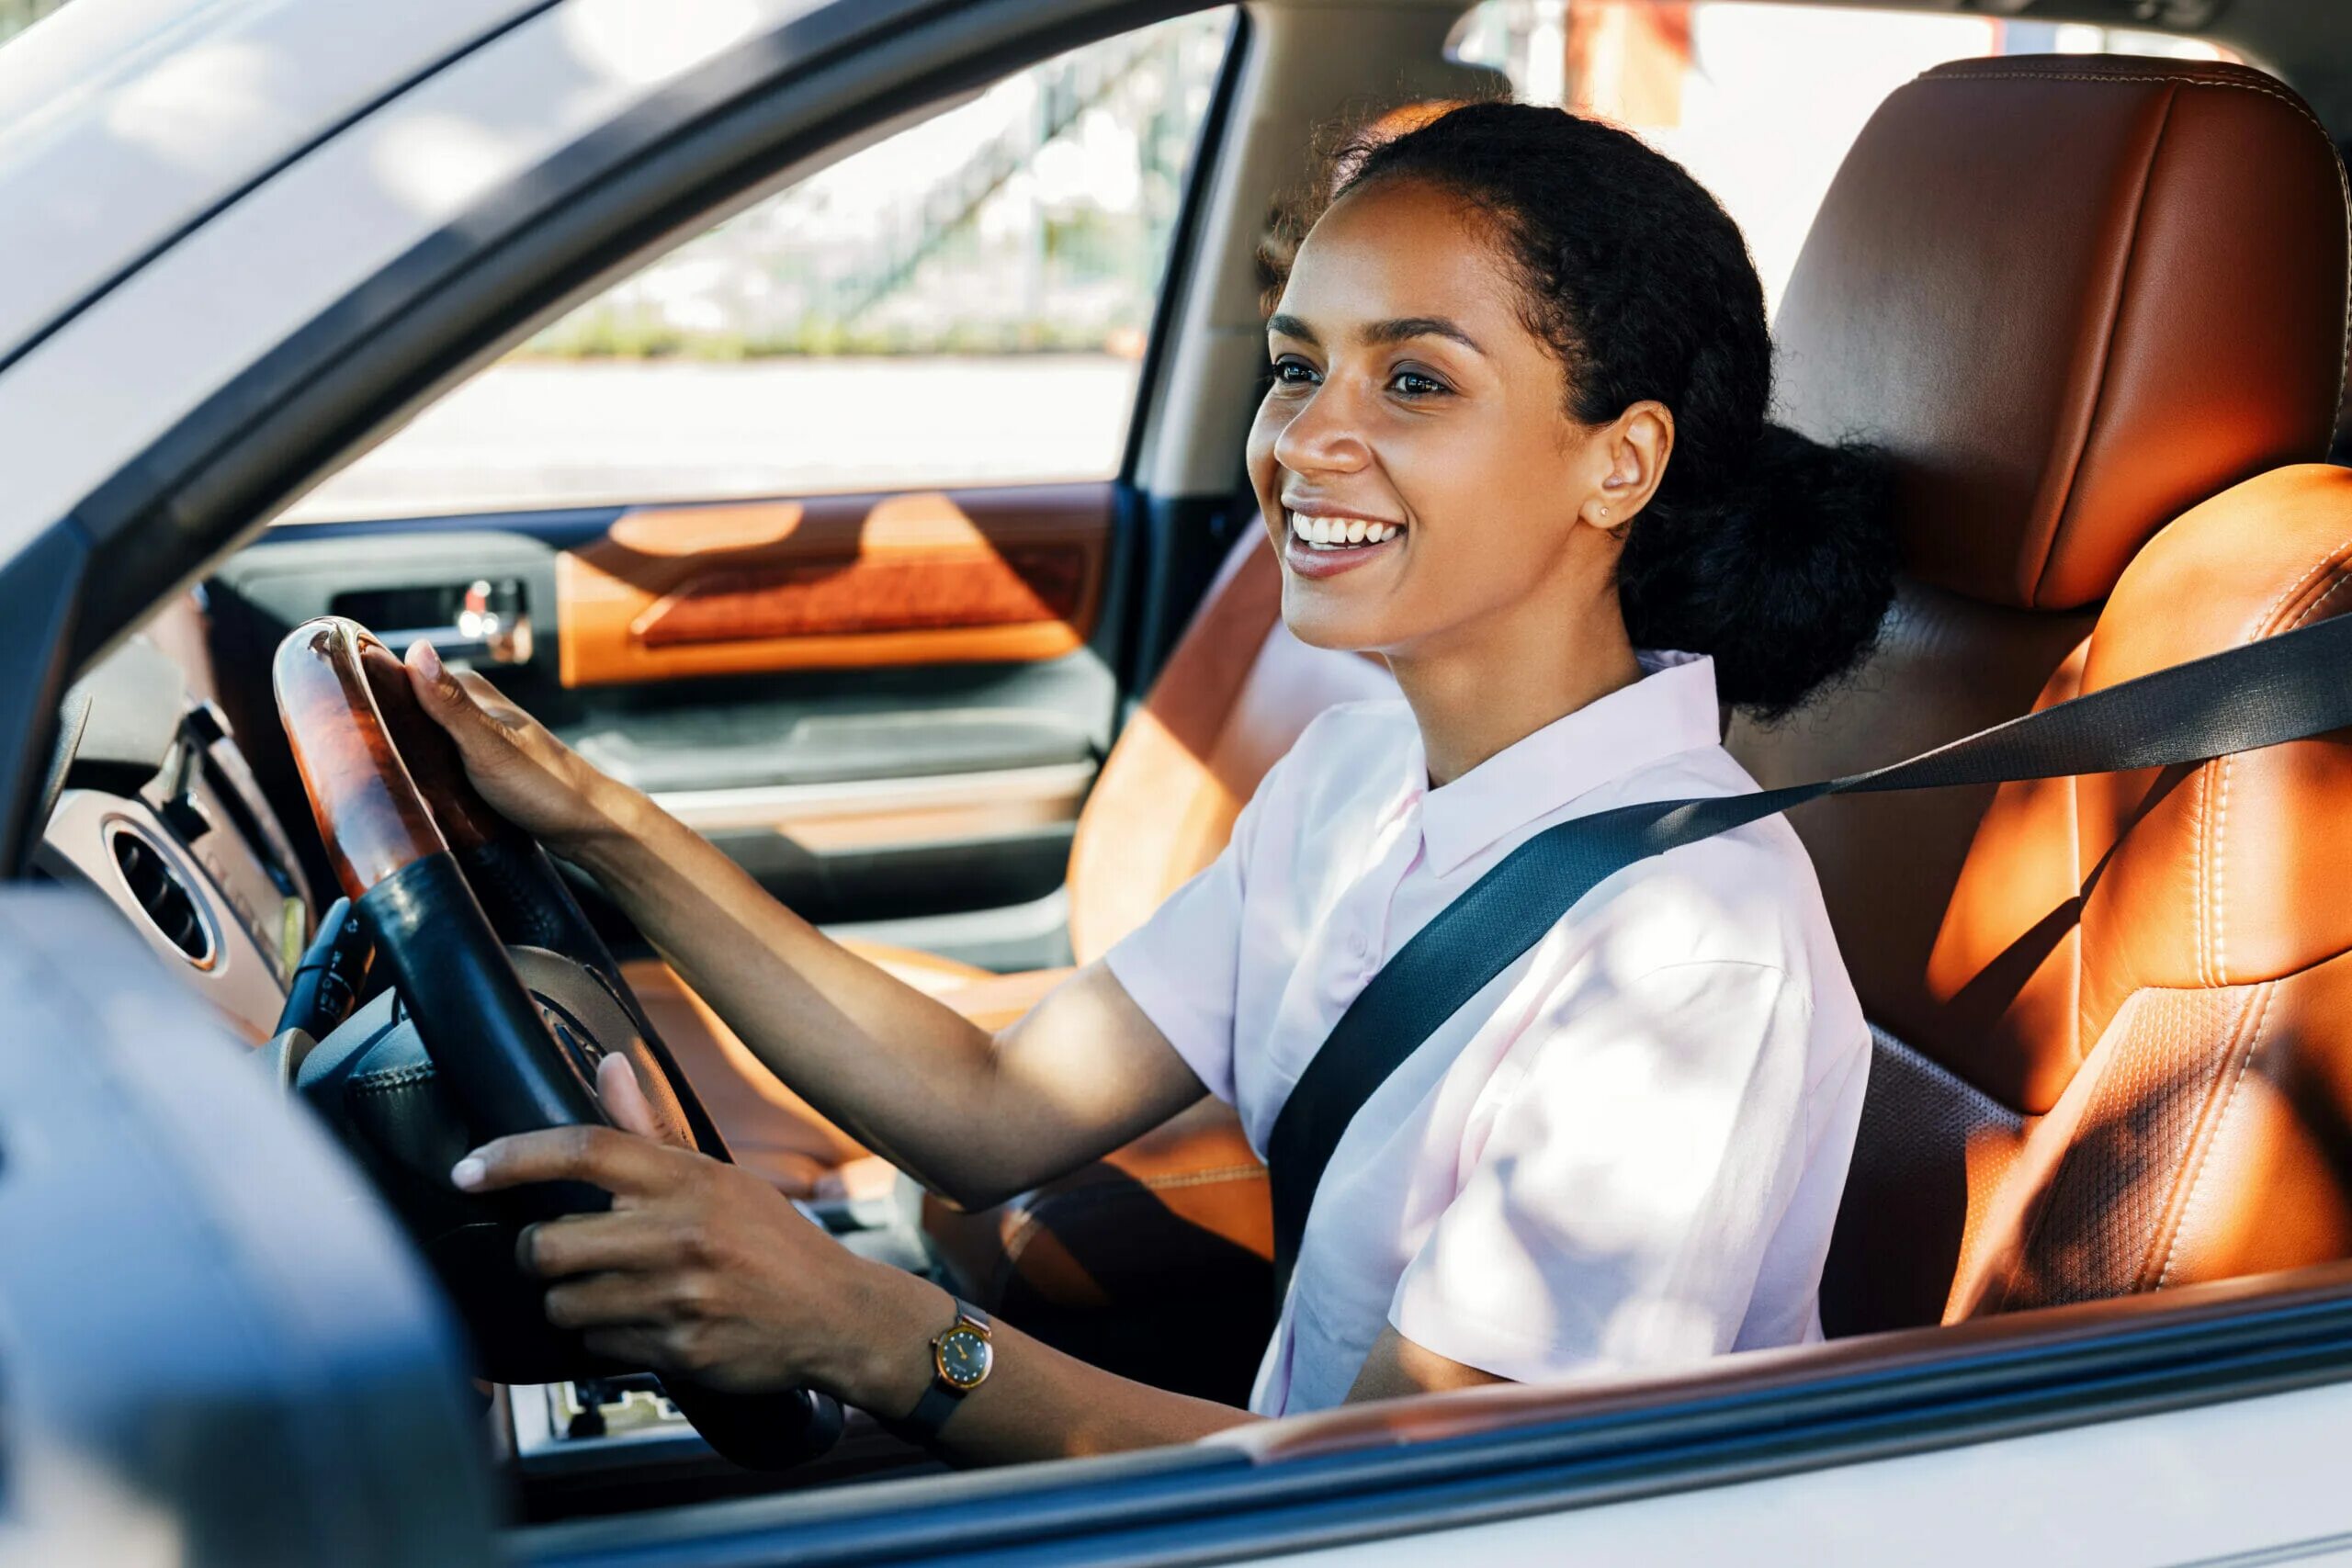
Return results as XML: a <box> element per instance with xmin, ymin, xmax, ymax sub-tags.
<box><xmin>1272</xmin><ymin>358</ymin><xmax>1319</xmax><ymax>388</ymax></box>
<box><xmin>1391</xmin><ymin>369</ymin><xmax>1450</xmax><ymax>398</ymax></box>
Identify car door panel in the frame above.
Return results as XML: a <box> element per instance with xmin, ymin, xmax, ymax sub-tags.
<box><xmin>557</xmin><ymin>484</ymin><xmax>1113</xmax><ymax>684</ymax></box>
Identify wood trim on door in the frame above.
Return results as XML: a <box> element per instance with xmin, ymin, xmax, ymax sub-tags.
<box><xmin>556</xmin><ymin>484</ymin><xmax>1113</xmax><ymax>687</ymax></box>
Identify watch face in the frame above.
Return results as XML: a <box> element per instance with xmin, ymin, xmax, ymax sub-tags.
<box><xmin>935</xmin><ymin>1327</ymin><xmax>992</xmax><ymax>1391</ymax></box>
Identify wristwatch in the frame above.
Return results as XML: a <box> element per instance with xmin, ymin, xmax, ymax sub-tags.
<box><xmin>902</xmin><ymin>1296</ymin><xmax>993</xmax><ymax>1439</ymax></box>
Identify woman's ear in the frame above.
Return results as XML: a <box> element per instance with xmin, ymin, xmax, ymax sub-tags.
<box><xmin>1579</xmin><ymin>400</ymin><xmax>1675</xmax><ymax>535</ymax></box>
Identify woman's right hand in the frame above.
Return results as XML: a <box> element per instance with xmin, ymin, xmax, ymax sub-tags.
<box><xmin>403</xmin><ymin>641</ymin><xmax>640</xmax><ymax>854</ymax></box>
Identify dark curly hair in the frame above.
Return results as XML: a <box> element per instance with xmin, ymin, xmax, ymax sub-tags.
<box><xmin>1264</xmin><ymin>101</ymin><xmax>1895</xmax><ymax>720</ymax></box>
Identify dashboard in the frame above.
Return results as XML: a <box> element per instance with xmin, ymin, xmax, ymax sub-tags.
<box><xmin>29</xmin><ymin>592</ymin><xmax>316</xmax><ymax>1043</ymax></box>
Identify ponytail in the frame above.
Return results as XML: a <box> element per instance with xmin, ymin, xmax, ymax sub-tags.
<box><xmin>1620</xmin><ymin>425</ymin><xmax>1896</xmax><ymax>719</ymax></box>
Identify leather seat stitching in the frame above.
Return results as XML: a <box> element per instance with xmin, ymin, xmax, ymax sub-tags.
<box><xmin>2196</xmin><ymin>738</ymin><xmax>2212</xmax><ymax>988</ymax></box>
<box><xmin>2246</xmin><ymin>535</ymin><xmax>2352</xmax><ymax>633</ymax></box>
<box><xmin>2139</xmin><ymin>982</ymin><xmax>2260</xmax><ymax>1288</ymax></box>
<box><xmin>2211</xmin><ymin>539</ymin><xmax>2352</xmax><ymax>983</ymax></box>
<box><xmin>1934</xmin><ymin>70</ymin><xmax>2352</xmax><ymax>405</ymax></box>
<box><xmin>2154</xmin><ymin>981</ymin><xmax>2275</xmax><ymax>1290</ymax></box>
<box><xmin>2210</xmin><ymin>750</ymin><xmax>2226</xmax><ymax>987</ymax></box>
<box><xmin>2215</xmin><ymin>556</ymin><xmax>2352</xmax><ymax>983</ymax></box>
<box><xmin>1130</xmin><ymin>1164</ymin><xmax>1268</xmax><ymax>1193</ymax></box>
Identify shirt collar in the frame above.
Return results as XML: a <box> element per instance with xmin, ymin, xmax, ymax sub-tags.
<box><xmin>1413</xmin><ymin>649</ymin><xmax>1723</xmax><ymax>878</ymax></box>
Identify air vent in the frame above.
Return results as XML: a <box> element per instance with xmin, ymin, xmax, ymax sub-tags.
<box><xmin>109</xmin><ymin>826</ymin><xmax>213</xmax><ymax>968</ymax></box>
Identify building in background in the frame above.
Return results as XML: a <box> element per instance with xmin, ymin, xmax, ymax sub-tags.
<box><xmin>529</xmin><ymin>14</ymin><xmax>1227</xmax><ymax>364</ymax></box>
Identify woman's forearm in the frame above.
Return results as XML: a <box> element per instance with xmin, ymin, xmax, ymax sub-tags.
<box><xmin>831</xmin><ymin>1260</ymin><xmax>1259</xmax><ymax>1463</ymax></box>
<box><xmin>563</xmin><ymin>782</ymin><xmax>1035</xmax><ymax>1201</ymax></box>
<box><xmin>400</xmin><ymin>648</ymin><xmax>1204</xmax><ymax>1206</ymax></box>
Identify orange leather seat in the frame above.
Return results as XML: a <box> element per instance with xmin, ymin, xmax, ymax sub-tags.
<box><xmin>1734</xmin><ymin>55</ymin><xmax>2352</xmax><ymax>1334</ymax></box>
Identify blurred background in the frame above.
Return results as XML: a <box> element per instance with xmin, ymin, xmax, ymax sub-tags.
<box><xmin>0</xmin><ymin>1</ymin><xmax>2228</xmax><ymax>522</ymax></box>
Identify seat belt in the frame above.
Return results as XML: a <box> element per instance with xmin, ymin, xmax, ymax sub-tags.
<box><xmin>1265</xmin><ymin>608</ymin><xmax>2352</xmax><ymax>1301</ymax></box>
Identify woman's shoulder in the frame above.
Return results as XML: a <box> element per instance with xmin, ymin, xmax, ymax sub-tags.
<box><xmin>1574</xmin><ymin>744</ymin><xmax>1847</xmax><ymax>986</ymax></box>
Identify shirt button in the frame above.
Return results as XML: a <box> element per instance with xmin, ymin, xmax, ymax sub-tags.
<box><xmin>1346</xmin><ymin>931</ymin><xmax>1370</xmax><ymax>959</ymax></box>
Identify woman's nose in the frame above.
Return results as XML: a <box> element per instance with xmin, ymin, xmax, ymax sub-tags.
<box><xmin>1271</xmin><ymin>383</ymin><xmax>1371</xmax><ymax>477</ymax></box>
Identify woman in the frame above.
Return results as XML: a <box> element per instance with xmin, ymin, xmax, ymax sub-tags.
<box><xmin>422</xmin><ymin>102</ymin><xmax>1894</xmax><ymax>1462</ymax></box>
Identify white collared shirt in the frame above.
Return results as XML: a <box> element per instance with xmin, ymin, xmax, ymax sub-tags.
<box><xmin>1103</xmin><ymin>651</ymin><xmax>1871</xmax><ymax>1416</ymax></box>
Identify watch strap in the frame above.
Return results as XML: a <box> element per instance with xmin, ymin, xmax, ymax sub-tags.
<box><xmin>906</xmin><ymin>1377</ymin><xmax>964</xmax><ymax>1438</ymax></box>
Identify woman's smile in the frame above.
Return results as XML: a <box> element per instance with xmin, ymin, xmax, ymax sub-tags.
<box><xmin>1280</xmin><ymin>502</ymin><xmax>1405</xmax><ymax>578</ymax></box>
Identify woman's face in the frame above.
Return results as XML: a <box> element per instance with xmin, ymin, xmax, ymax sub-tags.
<box><xmin>1247</xmin><ymin>177</ymin><xmax>1638</xmax><ymax>659</ymax></box>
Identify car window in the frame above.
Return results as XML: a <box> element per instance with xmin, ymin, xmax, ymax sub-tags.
<box><xmin>1449</xmin><ymin>2</ymin><xmax>2241</xmax><ymax>319</ymax></box>
<box><xmin>284</xmin><ymin>7</ymin><xmax>1235</xmax><ymax>523</ymax></box>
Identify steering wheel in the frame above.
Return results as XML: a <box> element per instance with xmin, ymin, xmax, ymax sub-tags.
<box><xmin>271</xmin><ymin>616</ymin><xmax>842</xmax><ymax>1470</ymax></box>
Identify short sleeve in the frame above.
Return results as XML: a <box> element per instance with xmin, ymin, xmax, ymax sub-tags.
<box><xmin>1391</xmin><ymin>959</ymin><xmax>1816</xmax><ymax>1382</ymax></box>
<box><xmin>1100</xmin><ymin>766</ymin><xmax>1284</xmax><ymax>1108</ymax></box>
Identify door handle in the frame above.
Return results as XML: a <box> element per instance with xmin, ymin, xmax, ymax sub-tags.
<box><xmin>378</xmin><ymin>580</ymin><xmax>533</xmax><ymax>666</ymax></box>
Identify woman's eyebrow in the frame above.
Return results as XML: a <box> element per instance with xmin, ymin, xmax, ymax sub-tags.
<box><xmin>1363</xmin><ymin>316</ymin><xmax>1485</xmax><ymax>354</ymax></box>
<box><xmin>1264</xmin><ymin>313</ymin><xmax>1485</xmax><ymax>355</ymax></box>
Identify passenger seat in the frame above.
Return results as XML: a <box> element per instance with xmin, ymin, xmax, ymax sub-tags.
<box><xmin>1737</xmin><ymin>56</ymin><xmax>2352</xmax><ymax>1334</ymax></box>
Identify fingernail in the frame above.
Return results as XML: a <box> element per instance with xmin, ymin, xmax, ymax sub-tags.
<box><xmin>414</xmin><ymin>641</ymin><xmax>444</xmax><ymax>682</ymax></box>
<box><xmin>451</xmin><ymin>1156</ymin><xmax>485</xmax><ymax>1190</ymax></box>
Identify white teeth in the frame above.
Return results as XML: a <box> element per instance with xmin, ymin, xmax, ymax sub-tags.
<box><xmin>1285</xmin><ymin>513</ymin><xmax>1402</xmax><ymax>548</ymax></box>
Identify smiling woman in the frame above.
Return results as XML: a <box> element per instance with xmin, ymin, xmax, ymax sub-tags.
<box><xmin>15</xmin><ymin>0</ymin><xmax>2352</xmax><ymax>1556</ymax></box>
<box><xmin>386</xmin><ymin>96</ymin><xmax>1898</xmax><ymax>1456</ymax></box>
<box><xmin>1091</xmin><ymin>100</ymin><xmax>1902</xmax><ymax>1415</ymax></box>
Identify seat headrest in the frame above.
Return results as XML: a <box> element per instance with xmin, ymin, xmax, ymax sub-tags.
<box><xmin>1775</xmin><ymin>56</ymin><xmax>2350</xmax><ymax>611</ymax></box>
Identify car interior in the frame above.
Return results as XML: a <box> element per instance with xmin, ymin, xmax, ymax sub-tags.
<box><xmin>27</xmin><ymin>0</ymin><xmax>2352</xmax><ymax>1534</ymax></box>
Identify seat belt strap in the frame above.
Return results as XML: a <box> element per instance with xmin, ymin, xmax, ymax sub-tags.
<box><xmin>1264</xmin><ymin>607</ymin><xmax>2352</xmax><ymax>1301</ymax></box>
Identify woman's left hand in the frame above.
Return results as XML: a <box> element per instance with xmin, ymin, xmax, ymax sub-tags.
<box><xmin>451</xmin><ymin>1054</ymin><xmax>907</xmax><ymax>1404</ymax></box>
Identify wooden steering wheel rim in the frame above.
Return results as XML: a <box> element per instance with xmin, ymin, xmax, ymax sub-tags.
<box><xmin>273</xmin><ymin>616</ymin><xmax>502</xmax><ymax>897</ymax></box>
